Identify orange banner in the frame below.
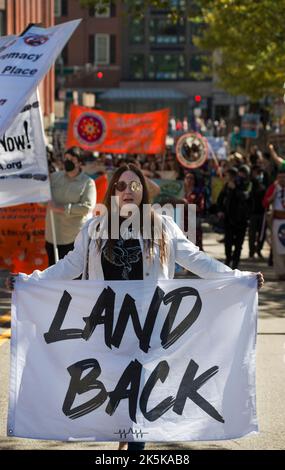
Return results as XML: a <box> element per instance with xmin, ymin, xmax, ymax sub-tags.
<box><xmin>66</xmin><ymin>105</ymin><xmax>169</xmax><ymax>154</ymax></box>
<box><xmin>94</xmin><ymin>173</ymin><xmax>108</xmax><ymax>204</ymax></box>
<box><xmin>0</xmin><ymin>203</ymin><xmax>48</xmax><ymax>274</ymax></box>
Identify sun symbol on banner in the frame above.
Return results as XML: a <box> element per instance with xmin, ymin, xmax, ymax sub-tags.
<box><xmin>24</xmin><ymin>34</ymin><xmax>49</xmax><ymax>46</ymax></box>
<box><xmin>74</xmin><ymin>113</ymin><xmax>106</xmax><ymax>147</ymax></box>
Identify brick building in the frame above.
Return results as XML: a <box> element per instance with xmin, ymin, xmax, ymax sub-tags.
<box><xmin>55</xmin><ymin>0</ymin><xmax>247</xmax><ymax>120</ymax></box>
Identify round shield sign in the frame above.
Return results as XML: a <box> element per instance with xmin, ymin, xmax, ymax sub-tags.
<box><xmin>176</xmin><ymin>132</ymin><xmax>208</xmax><ymax>169</ymax></box>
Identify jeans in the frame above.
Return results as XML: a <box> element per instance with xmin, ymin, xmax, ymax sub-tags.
<box><xmin>127</xmin><ymin>441</ymin><xmax>145</xmax><ymax>451</ymax></box>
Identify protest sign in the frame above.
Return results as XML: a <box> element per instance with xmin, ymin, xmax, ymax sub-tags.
<box><xmin>66</xmin><ymin>105</ymin><xmax>169</xmax><ymax>154</ymax></box>
<box><xmin>0</xmin><ymin>90</ymin><xmax>51</xmax><ymax>207</ymax></box>
<box><xmin>241</xmin><ymin>114</ymin><xmax>260</xmax><ymax>139</ymax></box>
<box><xmin>0</xmin><ymin>20</ymin><xmax>80</xmax><ymax>137</ymax></box>
<box><xmin>207</xmin><ymin>137</ymin><xmax>227</xmax><ymax>160</ymax></box>
<box><xmin>8</xmin><ymin>277</ymin><xmax>258</xmax><ymax>441</ymax></box>
<box><xmin>0</xmin><ymin>203</ymin><xmax>48</xmax><ymax>273</ymax></box>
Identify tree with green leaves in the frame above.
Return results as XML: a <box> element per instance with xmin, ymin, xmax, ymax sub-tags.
<box><xmin>195</xmin><ymin>0</ymin><xmax>285</xmax><ymax>101</ymax></box>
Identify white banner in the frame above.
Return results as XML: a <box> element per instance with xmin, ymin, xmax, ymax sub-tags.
<box><xmin>272</xmin><ymin>219</ymin><xmax>285</xmax><ymax>255</ymax></box>
<box><xmin>0</xmin><ymin>90</ymin><xmax>51</xmax><ymax>207</ymax></box>
<box><xmin>0</xmin><ymin>19</ymin><xmax>80</xmax><ymax>137</ymax></box>
<box><xmin>0</xmin><ymin>35</ymin><xmax>17</xmax><ymax>53</ymax></box>
<box><xmin>8</xmin><ymin>277</ymin><xmax>258</xmax><ymax>442</ymax></box>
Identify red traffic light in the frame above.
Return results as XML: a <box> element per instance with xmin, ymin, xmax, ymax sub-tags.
<box><xmin>96</xmin><ymin>71</ymin><xmax>103</xmax><ymax>79</ymax></box>
<box><xmin>194</xmin><ymin>95</ymin><xmax>202</xmax><ymax>103</ymax></box>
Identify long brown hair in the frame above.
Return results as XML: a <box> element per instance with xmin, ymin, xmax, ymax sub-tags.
<box><xmin>97</xmin><ymin>164</ymin><xmax>167</xmax><ymax>265</ymax></box>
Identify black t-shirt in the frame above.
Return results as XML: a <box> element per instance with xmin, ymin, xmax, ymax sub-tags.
<box><xmin>101</xmin><ymin>236</ymin><xmax>143</xmax><ymax>280</ymax></box>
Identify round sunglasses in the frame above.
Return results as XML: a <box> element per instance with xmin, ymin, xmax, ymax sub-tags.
<box><xmin>114</xmin><ymin>180</ymin><xmax>143</xmax><ymax>192</ymax></box>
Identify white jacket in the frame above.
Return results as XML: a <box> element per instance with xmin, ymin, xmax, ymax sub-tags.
<box><xmin>21</xmin><ymin>215</ymin><xmax>244</xmax><ymax>282</ymax></box>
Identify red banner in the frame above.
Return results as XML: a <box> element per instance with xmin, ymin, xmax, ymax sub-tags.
<box><xmin>66</xmin><ymin>105</ymin><xmax>169</xmax><ymax>154</ymax></box>
<box><xmin>0</xmin><ymin>204</ymin><xmax>48</xmax><ymax>274</ymax></box>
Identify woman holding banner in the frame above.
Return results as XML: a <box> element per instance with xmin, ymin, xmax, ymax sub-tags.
<box><xmin>7</xmin><ymin>163</ymin><xmax>264</xmax><ymax>451</ymax></box>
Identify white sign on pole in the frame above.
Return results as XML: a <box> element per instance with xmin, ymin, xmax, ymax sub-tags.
<box><xmin>0</xmin><ymin>35</ymin><xmax>17</xmax><ymax>53</ymax></box>
<box><xmin>8</xmin><ymin>277</ymin><xmax>258</xmax><ymax>442</ymax></box>
<box><xmin>0</xmin><ymin>19</ymin><xmax>81</xmax><ymax>137</ymax></box>
<box><xmin>0</xmin><ymin>90</ymin><xmax>51</xmax><ymax>207</ymax></box>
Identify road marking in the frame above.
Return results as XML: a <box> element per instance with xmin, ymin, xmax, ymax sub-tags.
<box><xmin>0</xmin><ymin>313</ymin><xmax>11</xmax><ymax>323</ymax></box>
<box><xmin>0</xmin><ymin>328</ymin><xmax>11</xmax><ymax>346</ymax></box>
<box><xmin>0</xmin><ymin>309</ymin><xmax>11</xmax><ymax>345</ymax></box>
<box><xmin>0</xmin><ymin>328</ymin><xmax>11</xmax><ymax>339</ymax></box>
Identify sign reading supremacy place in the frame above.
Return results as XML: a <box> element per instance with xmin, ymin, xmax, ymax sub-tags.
<box><xmin>0</xmin><ymin>20</ymin><xmax>80</xmax><ymax>137</ymax></box>
<box><xmin>8</xmin><ymin>277</ymin><xmax>258</xmax><ymax>442</ymax></box>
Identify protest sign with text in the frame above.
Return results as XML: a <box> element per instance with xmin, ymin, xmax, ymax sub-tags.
<box><xmin>8</xmin><ymin>277</ymin><xmax>258</xmax><ymax>442</ymax></box>
<box><xmin>0</xmin><ymin>90</ymin><xmax>51</xmax><ymax>207</ymax></box>
<box><xmin>0</xmin><ymin>20</ymin><xmax>80</xmax><ymax>137</ymax></box>
<box><xmin>66</xmin><ymin>105</ymin><xmax>169</xmax><ymax>154</ymax></box>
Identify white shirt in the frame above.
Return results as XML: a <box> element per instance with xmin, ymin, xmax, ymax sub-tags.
<box><xmin>20</xmin><ymin>215</ymin><xmax>246</xmax><ymax>282</ymax></box>
<box><xmin>273</xmin><ymin>184</ymin><xmax>285</xmax><ymax>212</ymax></box>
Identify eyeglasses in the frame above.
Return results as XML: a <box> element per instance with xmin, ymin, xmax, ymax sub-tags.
<box><xmin>114</xmin><ymin>180</ymin><xmax>143</xmax><ymax>192</ymax></box>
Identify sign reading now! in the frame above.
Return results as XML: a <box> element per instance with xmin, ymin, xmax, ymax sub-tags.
<box><xmin>0</xmin><ymin>20</ymin><xmax>81</xmax><ymax>137</ymax></box>
<box><xmin>0</xmin><ymin>90</ymin><xmax>51</xmax><ymax>207</ymax></box>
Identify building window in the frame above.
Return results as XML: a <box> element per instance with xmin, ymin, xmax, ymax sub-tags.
<box><xmin>150</xmin><ymin>0</ymin><xmax>186</xmax><ymax>13</ymax></box>
<box><xmin>95</xmin><ymin>1</ymin><xmax>110</xmax><ymax>17</ymax></box>
<box><xmin>149</xmin><ymin>17</ymin><xmax>185</xmax><ymax>45</ymax></box>
<box><xmin>90</xmin><ymin>34</ymin><xmax>115</xmax><ymax>65</ymax></box>
<box><xmin>129</xmin><ymin>18</ymin><xmax>145</xmax><ymax>45</ymax></box>
<box><xmin>90</xmin><ymin>1</ymin><xmax>116</xmax><ymax>17</ymax></box>
<box><xmin>170</xmin><ymin>0</ymin><xmax>186</xmax><ymax>6</ymax></box>
<box><xmin>61</xmin><ymin>45</ymin><xmax>68</xmax><ymax>65</ymax></box>
<box><xmin>189</xmin><ymin>53</ymin><xmax>211</xmax><ymax>81</ymax></box>
<box><xmin>189</xmin><ymin>22</ymin><xmax>205</xmax><ymax>45</ymax></box>
<box><xmin>148</xmin><ymin>54</ymin><xmax>185</xmax><ymax>80</ymax></box>
<box><xmin>54</xmin><ymin>0</ymin><xmax>61</xmax><ymax>16</ymax></box>
<box><xmin>129</xmin><ymin>54</ymin><xmax>145</xmax><ymax>80</ymax></box>
<box><xmin>95</xmin><ymin>5</ymin><xmax>111</xmax><ymax>18</ymax></box>
<box><xmin>0</xmin><ymin>9</ymin><xmax>6</xmax><ymax>36</ymax></box>
<box><xmin>55</xmin><ymin>0</ymin><xmax>68</xmax><ymax>17</ymax></box>
<box><xmin>95</xmin><ymin>34</ymin><xmax>110</xmax><ymax>65</ymax></box>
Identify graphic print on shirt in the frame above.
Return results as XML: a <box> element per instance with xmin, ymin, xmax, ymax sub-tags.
<box><xmin>102</xmin><ymin>239</ymin><xmax>142</xmax><ymax>279</ymax></box>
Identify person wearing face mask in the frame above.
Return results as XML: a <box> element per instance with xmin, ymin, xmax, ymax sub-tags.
<box><xmin>45</xmin><ymin>147</ymin><xmax>96</xmax><ymax>266</ymax></box>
